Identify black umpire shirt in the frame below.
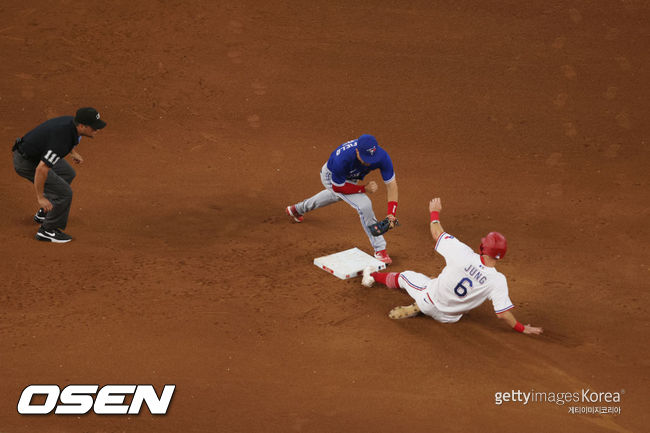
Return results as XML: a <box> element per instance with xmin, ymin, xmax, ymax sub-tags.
<box><xmin>20</xmin><ymin>116</ymin><xmax>80</xmax><ymax>167</ymax></box>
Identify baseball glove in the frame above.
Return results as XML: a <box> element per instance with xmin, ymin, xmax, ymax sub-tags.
<box><xmin>367</xmin><ymin>217</ymin><xmax>399</xmax><ymax>237</ymax></box>
<box><xmin>389</xmin><ymin>303</ymin><xmax>421</xmax><ymax>319</ymax></box>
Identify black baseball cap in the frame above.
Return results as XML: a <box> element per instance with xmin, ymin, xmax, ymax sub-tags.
<box><xmin>74</xmin><ymin>107</ymin><xmax>107</xmax><ymax>130</ymax></box>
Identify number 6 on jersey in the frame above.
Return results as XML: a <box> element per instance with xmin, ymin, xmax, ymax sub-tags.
<box><xmin>454</xmin><ymin>277</ymin><xmax>472</xmax><ymax>297</ymax></box>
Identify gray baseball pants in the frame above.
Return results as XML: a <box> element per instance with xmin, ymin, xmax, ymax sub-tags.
<box><xmin>13</xmin><ymin>150</ymin><xmax>75</xmax><ymax>230</ymax></box>
<box><xmin>294</xmin><ymin>163</ymin><xmax>386</xmax><ymax>252</ymax></box>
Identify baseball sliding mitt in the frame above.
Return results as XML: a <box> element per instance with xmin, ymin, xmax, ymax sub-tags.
<box><xmin>367</xmin><ymin>217</ymin><xmax>399</xmax><ymax>237</ymax></box>
<box><xmin>389</xmin><ymin>303</ymin><xmax>421</xmax><ymax>319</ymax></box>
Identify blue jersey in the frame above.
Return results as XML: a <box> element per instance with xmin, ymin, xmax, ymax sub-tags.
<box><xmin>326</xmin><ymin>138</ymin><xmax>395</xmax><ymax>187</ymax></box>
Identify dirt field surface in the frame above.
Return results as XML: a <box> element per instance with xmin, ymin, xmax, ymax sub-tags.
<box><xmin>1</xmin><ymin>1</ymin><xmax>648</xmax><ymax>432</ymax></box>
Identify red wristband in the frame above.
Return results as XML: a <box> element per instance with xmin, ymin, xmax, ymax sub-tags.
<box><xmin>514</xmin><ymin>322</ymin><xmax>525</xmax><ymax>333</ymax></box>
<box><xmin>388</xmin><ymin>201</ymin><xmax>398</xmax><ymax>216</ymax></box>
<box><xmin>430</xmin><ymin>211</ymin><xmax>440</xmax><ymax>222</ymax></box>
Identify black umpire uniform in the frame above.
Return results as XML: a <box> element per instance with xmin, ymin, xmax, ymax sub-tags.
<box><xmin>12</xmin><ymin>107</ymin><xmax>106</xmax><ymax>243</ymax></box>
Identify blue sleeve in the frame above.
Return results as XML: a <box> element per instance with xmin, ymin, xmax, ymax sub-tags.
<box><xmin>379</xmin><ymin>151</ymin><xmax>395</xmax><ymax>183</ymax></box>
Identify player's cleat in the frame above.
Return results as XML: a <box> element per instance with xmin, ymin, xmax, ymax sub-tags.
<box><xmin>33</xmin><ymin>208</ymin><xmax>47</xmax><ymax>224</ymax></box>
<box><xmin>374</xmin><ymin>249</ymin><xmax>392</xmax><ymax>265</ymax></box>
<box><xmin>361</xmin><ymin>266</ymin><xmax>375</xmax><ymax>287</ymax></box>
<box><xmin>35</xmin><ymin>227</ymin><xmax>72</xmax><ymax>243</ymax></box>
<box><xmin>285</xmin><ymin>205</ymin><xmax>303</xmax><ymax>223</ymax></box>
<box><xmin>389</xmin><ymin>303</ymin><xmax>421</xmax><ymax>319</ymax></box>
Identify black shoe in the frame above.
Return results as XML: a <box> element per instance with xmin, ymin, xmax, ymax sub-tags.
<box><xmin>35</xmin><ymin>227</ymin><xmax>72</xmax><ymax>243</ymax></box>
<box><xmin>33</xmin><ymin>208</ymin><xmax>47</xmax><ymax>224</ymax></box>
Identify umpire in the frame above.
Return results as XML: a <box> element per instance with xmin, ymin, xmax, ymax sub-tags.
<box><xmin>12</xmin><ymin>107</ymin><xmax>107</xmax><ymax>243</ymax></box>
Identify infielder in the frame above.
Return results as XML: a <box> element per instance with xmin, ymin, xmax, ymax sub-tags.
<box><xmin>362</xmin><ymin>197</ymin><xmax>543</xmax><ymax>335</ymax></box>
<box><xmin>12</xmin><ymin>107</ymin><xmax>107</xmax><ymax>243</ymax></box>
<box><xmin>286</xmin><ymin>134</ymin><xmax>397</xmax><ymax>264</ymax></box>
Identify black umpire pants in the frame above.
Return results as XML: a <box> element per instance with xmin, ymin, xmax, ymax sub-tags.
<box><xmin>13</xmin><ymin>150</ymin><xmax>76</xmax><ymax>230</ymax></box>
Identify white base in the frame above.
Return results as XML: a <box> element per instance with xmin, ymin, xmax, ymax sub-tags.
<box><xmin>314</xmin><ymin>247</ymin><xmax>386</xmax><ymax>280</ymax></box>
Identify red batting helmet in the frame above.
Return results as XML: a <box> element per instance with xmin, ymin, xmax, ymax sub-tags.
<box><xmin>479</xmin><ymin>232</ymin><xmax>507</xmax><ymax>259</ymax></box>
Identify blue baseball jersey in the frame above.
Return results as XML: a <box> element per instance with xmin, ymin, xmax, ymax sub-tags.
<box><xmin>326</xmin><ymin>139</ymin><xmax>395</xmax><ymax>187</ymax></box>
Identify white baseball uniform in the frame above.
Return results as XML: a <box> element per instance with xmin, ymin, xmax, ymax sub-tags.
<box><xmin>397</xmin><ymin>232</ymin><xmax>514</xmax><ymax>323</ymax></box>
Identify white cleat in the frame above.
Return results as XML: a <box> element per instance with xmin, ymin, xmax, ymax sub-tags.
<box><xmin>361</xmin><ymin>266</ymin><xmax>375</xmax><ymax>287</ymax></box>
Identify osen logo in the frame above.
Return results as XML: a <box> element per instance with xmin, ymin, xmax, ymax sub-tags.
<box><xmin>17</xmin><ymin>384</ymin><xmax>175</xmax><ymax>415</ymax></box>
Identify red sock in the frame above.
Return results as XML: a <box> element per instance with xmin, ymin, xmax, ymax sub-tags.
<box><xmin>371</xmin><ymin>272</ymin><xmax>401</xmax><ymax>289</ymax></box>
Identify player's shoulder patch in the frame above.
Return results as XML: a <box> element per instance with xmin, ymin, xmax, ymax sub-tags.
<box><xmin>444</xmin><ymin>235</ymin><xmax>455</xmax><ymax>240</ymax></box>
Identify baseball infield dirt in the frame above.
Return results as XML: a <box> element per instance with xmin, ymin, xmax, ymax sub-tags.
<box><xmin>1</xmin><ymin>1</ymin><xmax>648</xmax><ymax>432</ymax></box>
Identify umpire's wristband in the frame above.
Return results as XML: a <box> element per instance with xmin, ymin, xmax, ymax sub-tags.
<box><xmin>388</xmin><ymin>201</ymin><xmax>398</xmax><ymax>217</ymax></box>
<box><xmin>514</xmin><ymin>322</ymin><xmax>525</xmax><ymax>333</ymax></box>
<box><xmin>430</xmin><ymin>211</ymin><xmax>440</xmax><ymax>223</ymax></box>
